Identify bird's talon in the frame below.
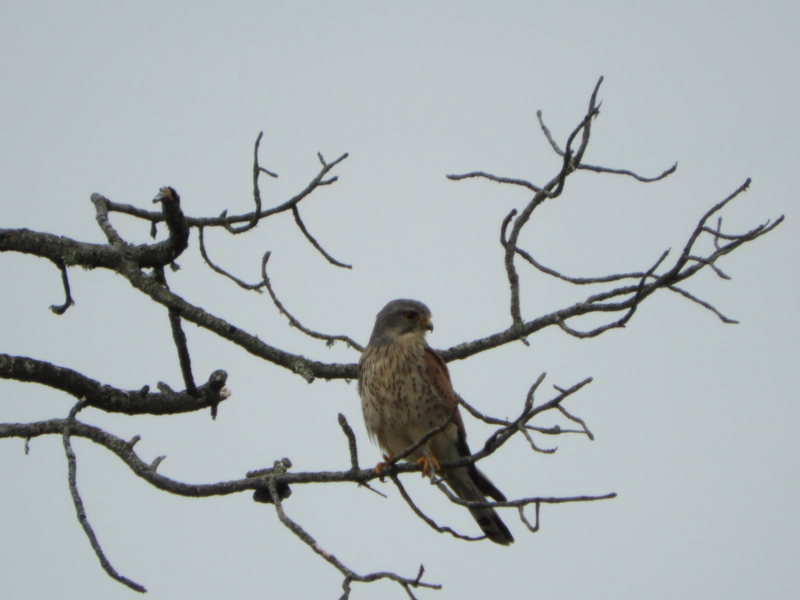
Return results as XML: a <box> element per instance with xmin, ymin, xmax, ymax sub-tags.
<box><xmin>375</xmin><ymin>453</ymin><xmax>394</xmax><ymax>482</ymax></box>
<box><xmin>415</xmin><ymin>454</ymin><xmax>441</xmax><ymax>477</ymax></box>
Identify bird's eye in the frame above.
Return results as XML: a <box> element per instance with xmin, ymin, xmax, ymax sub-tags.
<box><xmin>403</xmin><ymin>311</ymin><xmax>418</xmax><ymax>320</ymax></box>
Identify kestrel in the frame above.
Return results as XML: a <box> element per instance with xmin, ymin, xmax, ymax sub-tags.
<box><xmin>359</xmin><ymin>299</ymin><xmax>514</xmax><ymax>545</ymax></box>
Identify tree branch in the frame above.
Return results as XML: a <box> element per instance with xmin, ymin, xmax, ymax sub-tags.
<box><xmin>291</xmin><ymin>205</ymin><xmax>352</xmax><ymax>268</ymax></box>
<box><xmin>62</xmin><ymin>402</ymin><xmax>147</xmax><ymax>593</ymax></box>
<box><xmin>0</xmin><ymin>354</ymin><xmax>228</xmax><ymax>415</ymax></box>
<box><xmin>261</xmin><ymin>252</ymin><xmax>364</xmax><ymax>352</ymax></box>
<box><xmin>49</xmin><ymin>259</ymin><xmax>75</xmax><ymax>315</ymax></box>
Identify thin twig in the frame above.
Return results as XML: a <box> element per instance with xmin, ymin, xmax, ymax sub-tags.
<box><xmin>267</xmin><ymin>477</ymin><xmax>440</xmax><ymax>600</ymax></box>
<box><xmin>519</xmin><ymin>426</ymin><xmax>557</xmax><ymax>453</ymax></box>
<box><xmin>336</xmin><ymin>415</ymin><xmax>386</xmax><ymax>497</ymax></box>
<box><xmin>446</xmin><ymin>171</ymin><xmax>542</xmax><ymax>192</ymax></box>
<box><xmin>62</xmin><ymin>402</ymin><xmax>146</xmax><ymax>593</ymax></box>
<box><xmin>105</xmin><ymin>148</ymin><xmax>348</xmax><ymax>231</ymax></box>
<box><xmin>578</xmin><ymin>162</ymin><xmax>677</xmax><ymax>182</ymax></box>
<box><xmin>390</xmin><ymin>475</ymin><xmax>485</xmax><ymax>541</ymax></box>
<box><xmin>554</xmin><ymin>405</ymin><xmax>595</xmax><ymax>441</ymax></box>
<box><xmin>198</xmin><ymin>227</ymin><xmax>266</xmax><ymax>291</ymax></box>
<box><xmin>223</xmin><ymin>131</ymin><xmax>277</xmax><ymax>234</ymax></box>
<box><xmin>337</xmin><ymin>413</ymin><xmax>360</xmax><ymax>471</ymax></box>
<box><xmin>292</xmin><ymin>206</ymin><xmax>352</xmax><ymax>268</ymax></box>
<box><xmin>557</xmin><ymin>250</ymin><xmax>669</xmax><ymax>339</ymax></box>
<box><xmin>153</xmin><ymin>267</ymin><xmax>197</xmax><ymax>397</ymax></box>
<box><xmin>434</xmin><ymin>481</ymin><xmax>617</xmax><ymax>510</ymax></box>
<box><xmin>49</xmin><ymin>260</ymin><xmax>75</xmax><ymax>315</ymax></box>
<box><xmin>515</xmin><ymin>245</ymin><xmax>651</xmax><ymax>285</ymax></box>
<box><xmin>536</xmin><ymin>110</ymin><xmax>564</xmax><ymax>155</ymax></box>
<box><xmin>500</xmin><ymin>209</ymin><xmax>517</xmax><ymax>248</ymax></box>
<box><xmin>668</xmin><ymin>286</ymin><xmax>739</xmax><ymax>324</ymax></box>
<box><xmin>518</xmin><ymin>502</ymin><xmax>540</xmax><ymax>533</ymax></box>
<box><xmin>261</xmin><ymin>252</ymin><xmax>364</xmax><ymax>351</ymax></box>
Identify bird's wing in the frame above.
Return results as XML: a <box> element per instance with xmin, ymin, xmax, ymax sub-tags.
<box><xmin>424</xmin><ymin>347</ymin><xmax>508</xmax><ymax>503</ymax></box>
<box><xmin>423</xmin><ymin>347</ymin><xmax>467</xmax><ymax>445</ymax></box>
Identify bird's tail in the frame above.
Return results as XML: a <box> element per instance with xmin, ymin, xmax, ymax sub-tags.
<box><xmin>443</xmin><ymin>467</ymin><xmax>514</xmax><ymax>545</ymax></box>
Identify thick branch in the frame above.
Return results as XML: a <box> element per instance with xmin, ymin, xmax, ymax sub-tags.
<box><xmin>0</xmin><ymin>354</ymin><xmax>228</xmax><ymax>415</ymax></box>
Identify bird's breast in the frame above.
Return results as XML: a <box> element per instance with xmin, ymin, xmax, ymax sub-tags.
<box><xmin>358</xmin><ymin>338</ymin><xmax>448</xmax><ymax>456</ymax></box>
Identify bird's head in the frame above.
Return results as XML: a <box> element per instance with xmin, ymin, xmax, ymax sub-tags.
<box><xmin>368</xmin><ymin>299</ymin><xmax>433</xmax><ymax>346</ymax></box>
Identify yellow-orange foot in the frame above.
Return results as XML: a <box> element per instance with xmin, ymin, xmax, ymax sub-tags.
<box><xmin>415</xmin><ymin>453</ymin><xmax>441</xmax><ymax>477</ymax></box>
<box><xmin>375</xmin><ymin>453</ymin><xmax>394</xmax><ymax>481</ymax></box>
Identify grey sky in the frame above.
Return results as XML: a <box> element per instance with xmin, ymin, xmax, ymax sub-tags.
<box><xmin>1</xmin><ymin>2</ymin><xmax>798</xmax><ymax>599</ymax></box>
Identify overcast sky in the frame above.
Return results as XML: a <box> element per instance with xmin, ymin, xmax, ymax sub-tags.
<box><xmin>1</xmin><ymin>2</ymin><xmax>798</xmax><ymax>599</ymax></box>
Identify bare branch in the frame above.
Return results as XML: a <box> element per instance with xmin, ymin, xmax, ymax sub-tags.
<box><xmin>222</xmin><ymin>131</ymin><xmax>275</xmax><ymax>234</ymax></box>
<box><xmin>518</xmin><ymin>502</ymin><xmax>540</xmax><ymax>533</ymax></box>
<box><xmin>197</xmin><ymin>226</ymin><xmax>267</xmax><ymax>291</ymax></box>
<box><xmin>536</xmin><ymin>109</ymin><xmax>564</xmax><ymax>155</ymax></box>
<box><xmin>266</xmin><ymin>476</ymin><xmax>441</xmax><ymax>600</ymax></box>
<box><xmin>446</xmin><ymin>171</ymin><xmax>542</xmax><ymax>192</ymax></box>
<box><xmin>91</xmin><ymin>193</ymin><xmax>124</xmax><ymax>245</ymax></box>
<box><xmin>0</xmin><ymin>354</ymin><xmax>228</xmax><ymax>415</ymax></box>
<box><xmin>390</xmin><ymin>475</ymin><xmax>485</xmax><ymax>541</ymax></box>
<box><xmin>433</xmin><ymin>480</ymin><xmax>617</xmax><ymax>511</ymax></box>
<box><xmin>554</xmin><ymin>404</ymin><xmax>595</xmax><ymax>441</ymax></box>
<box><xmin>556</xmin><ymin>250</ymin><xmax>669</xmax><ymax>339</ymax></box>
<box><xmin>261</xmin><ymin>252</ymin><xmax>364</xmax><ymax>351</ymax></box>
<box><xmin>334</xmin><ymin>414</ymin><xmax>386</xmax><ymax>497</ymax></box>
<box><xmin>153</xmin><ymin>267</ymin><xmax>197</xmax><ymax>397</ymax></box>
<box><xmin>515</xmin><ymin>244</ymin><xmax>650</xmax><ymax>285</ymax></box>
<box><xmin>1</xmin><ymin>399</ymin><xmax>601</xmax><ymax>498</ymax></box>
<box><xmin>337</xmin><ymin>413</ymin><xmax>360</xmax><ymax>471</ymax></box>
<box><xmin>291</xmin><ymin>205</ymin><xmax>352</xmax><ymax>268</ymax></box>
<box><xmin>2</xmin><ymin>173</ymin><xmax>780</xmax><ymax>386</ymax></box>
<box><xmin>499</xmin><ymin>209</ymin><xmax>517</xmax><ymax>248</ymax></box>
<box><xmin>457</xmin><ymin>389</ymin><xmax>592</xmax><ymax>445</ymax></box>
<box><xmin>103</xmin><ymin>150</ymin><xmax>348</xmax><ymax>230</ymax></box>
<box><xmin>62</xmin><ymin>402</ymin><xmax>146</xmax><ymax>593</ymax></box>
<box><xmin>576</xmin><ymin>161</ymin><xmax>677</xmax><ymax>182</ymax></box>
<box><xmin>89</xmin><ymin>189</ymin><xmax>191</xmax><ymax>268</ymax></box>
<box><xmin>519</xmin><ymin>426</ymin><xmax>557</xmax><ymax>453</ymax></box>
<box><xmin>49</xmin><ymin>260</ymin><xmax>75</xmax><ymax>315</ymax></box>
<box><xmin>671</xmin><ymin>179</ymin><xmax>752</xmax><ymax>277</ymax></box>
<box><xmin>537</xmin><ymin>108</ymin><xmax>677</xmax><ymax>183</ymax></box>
<box><xmin>667</xmin><ymin>286</ymin><xmax>739</xmax><ymax>324</ymax></box>
<box><xmin>456</xmin><ymin>393</ymin><xmax>512</xmax><ymax>427</ymax></box>
<box><xmin>496</xmin><ymin>78</ymin><xmax>605</xmax><ymax>325</ymax></box>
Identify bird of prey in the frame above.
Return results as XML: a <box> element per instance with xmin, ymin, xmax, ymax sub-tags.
<box><xmin>359</xmin><ymin>299</ymin><xmax>514</xmax><ymax>545</ymax></box>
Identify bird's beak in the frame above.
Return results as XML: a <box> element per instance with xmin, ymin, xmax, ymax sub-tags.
<box><xmin>423</xmin><ymin>317</ymin><xmax>433</xmax><ymax>332</ymax></box>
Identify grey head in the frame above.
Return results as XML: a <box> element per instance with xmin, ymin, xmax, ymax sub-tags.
<box><xmin>368</xmin><ymin>299</ymin><xmax>433</xmax><ymax>346</ymax></box>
